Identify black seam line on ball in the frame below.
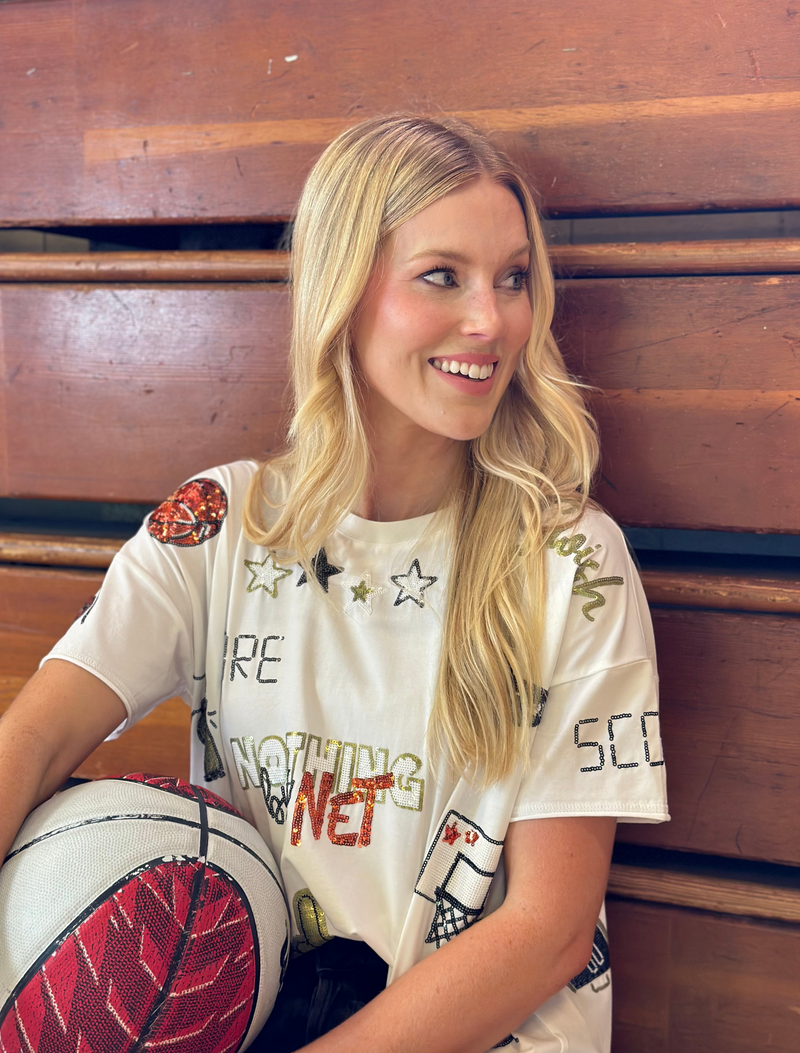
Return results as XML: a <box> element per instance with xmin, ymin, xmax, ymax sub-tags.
<box><xmin>0</xmin><ymin>857</ymin><xmax>202</xmax><ymax>1029</ymax></box>
<box><xmin>134</xmin><ymin>846</ymin><xmax>209</xmax><ymax>1050</ymax></box>
<box><xmin>207</xmin><ymin>824</ymin><xmax>291</xmax><ymax>920</ymax></box>
<box><xmin>4</xmin><ymin>813</ymin><xmax>203</xmax><ymax>864</ymax></box>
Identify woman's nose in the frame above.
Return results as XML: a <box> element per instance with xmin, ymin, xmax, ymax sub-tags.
<box><xmin>459</xmin><ymin>286</ymin><xmax>503</xmax><ymax>340</ymax></box>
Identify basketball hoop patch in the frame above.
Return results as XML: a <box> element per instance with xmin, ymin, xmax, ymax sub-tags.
<box><xmin>568</xmin><ymin>920</ymin><xmax>611</xmax><ymax>993</ymax></box>
<box><xmin>147</xmin><ymin>478</ymin><xmax>228</xmax><ymax>547</ymax></box>
<box><xmin>415</xmin><ymin>810</ymin><xmax>503</xmax><ymax>948</ymax></box>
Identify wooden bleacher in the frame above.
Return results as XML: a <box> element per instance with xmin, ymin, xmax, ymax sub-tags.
<box><xmin>1</xmin><ymin>2</ymin><xmax>799</xmax><ymax>1049</ymax></box>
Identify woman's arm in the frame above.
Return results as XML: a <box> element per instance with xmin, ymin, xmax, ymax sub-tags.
<box><xmin>304</xmin><ymin>813</ymin><xmax>617</xmax><ymax>1053</ymax></box>
<box><xmin>0</xmin><ymin>659</ymin><xmax>127</xmax><ymax>864</ymax></box>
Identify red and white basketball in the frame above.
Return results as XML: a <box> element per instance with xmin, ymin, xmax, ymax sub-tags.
<box><xmin>0</xmin><ymin>774</ymin><xmax>289</xmax><ymax>1052</ymax></box>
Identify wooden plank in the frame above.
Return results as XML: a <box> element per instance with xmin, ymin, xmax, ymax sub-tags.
<box><xmin>4</xmin><ymin>535</ymin><xmax>800</xmax><ymax>615</ymax></box>
<box><xmin>0</xmin><ymin>252</ymin><xmax>288</xmax><ymax>283</ymax></box>
<box><xmin>0</xmin><ymin>284</ymin><xmax>292</xmax><ymax>503</ymax></box>
<box><xmin>607</xmin><ymin>899</ymin><xmax>800</xmax><ymax>1053</ymax></box>
<box><xmin>2</xmin><ymin>241</ymin><xmax>800</xmax><ymax>283</ymax></box>
<box><xmin>0</xmin><ymin>565</ymin><xmax>189</xmax><ymax>780</ymax></box>
<box><xmin>555</xmin><ymin>273</ymin><xmax>800</xmax><ymax>531</ymax></box>
<box><xmin>0</xmin><ymin>533</ymin><xmax>124</xmax><ymax>569</ymax></box>
<box><xmin>607</xmin><ymin>863</ymin><xmax>800</xmax><ymax>923</ymax></box>
<box><xmin>2</xmin><ymin>0</ymin><xmax>800</xmax><ymax>223</ymax></box>
<box><xmin>618</xmin><ymin>608</ymin><xmax>800</xmax><ymax>866</ymax></box>
<box><xmin>2</xmin><ymin>273</ymin><xmax>799</xmax><ymax>531</ymax></box>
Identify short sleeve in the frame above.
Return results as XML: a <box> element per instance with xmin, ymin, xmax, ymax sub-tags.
<box><xmin>511</xmin><ymin>511</ymin><xmax>669</xmax><ymax>824</ymax></box>
<box><xmin>40</xmin><ymin>467</ymin><xmax>239</xmax><ymax>731</ymax></box>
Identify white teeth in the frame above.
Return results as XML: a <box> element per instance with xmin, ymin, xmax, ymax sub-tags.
<box><xmin>433</xmin><ymin>359</ymin><xmax>496</xmax><ymax>379</ymax></box>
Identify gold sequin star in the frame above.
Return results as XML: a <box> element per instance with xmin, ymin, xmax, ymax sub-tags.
<box><xmin>244</xmin><ymin>555</ymin><xmax>292</xmax><ymax>598</ymax></box>
<box><xmin>339</xmin><ymin>572</ymin><xmax>387</xmax><ymax>615</ymax></box>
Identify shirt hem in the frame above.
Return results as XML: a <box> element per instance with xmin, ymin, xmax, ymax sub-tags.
<box><xmin>509</xmin><ymin>800</ymin><xmax>670</xmax><ymax>824</ymax></box>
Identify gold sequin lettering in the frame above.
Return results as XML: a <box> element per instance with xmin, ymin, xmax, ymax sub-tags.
<box><xmin>356</xmin><ymin>744</ymin><xmax>390</xmax><ymax>803</ymax></box>
<box><xmin>335</xmin><ymin>741</ymin><xmax>357</xmax><ymax>794</ymax></box>
<box><xmin>285</xmin><ymin>732</ymin><xmax>307</xmax><ymax>783</ymax></box>
<box><xmin>229</xmin><ymin>735</ymin><xmax>260</xmax><ymax>789</ymax></box>
<box><xmin>258</xmin><ymin>735</ymin><xmax>289</xmax><ymax>784</ymax></box>
<box><xmin>572</xmin><ymin>576</ymin><xmax>624</xmax><ymax>621</ymax></box>
<box><xmin>389</xmin><ymin>753</ymin><xmax>425</xmax><ymax>812</ymax></box>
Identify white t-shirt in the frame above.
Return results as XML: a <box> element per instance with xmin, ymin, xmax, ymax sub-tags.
<box><xmin>44</xmin><ymin>460</ymin><xmax>668</xmax><ymax>1052</ymax></box>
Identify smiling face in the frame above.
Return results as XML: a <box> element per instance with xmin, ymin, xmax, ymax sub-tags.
<box><xmin>352</xmin><ymin>177</ymin><xmax>533</xmax><ymax>448</ymax></box>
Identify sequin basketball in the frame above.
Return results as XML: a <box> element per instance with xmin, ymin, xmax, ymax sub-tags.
<box><xmin>148</xmin><ymin>478</ymin><xmax>228</xmax><ymax>547</ymax></box>
<box><xmin>0</xmin><ymin>775</ymin><xmax>289</xmax><ymax>1052</ymax></box>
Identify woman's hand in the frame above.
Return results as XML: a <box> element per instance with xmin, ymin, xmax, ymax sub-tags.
<box><xmin>302</xmin><ymin>813</ymin><xmax>617</xmax><ymax>1053</ymax></box>
<box><xmin>0</xmin><ymin>659</ymin><xmax>127</xmax><ymax>865</ymax></box>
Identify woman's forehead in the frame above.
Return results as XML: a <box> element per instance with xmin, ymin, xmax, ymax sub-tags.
<box><xmin>386</xmin><ymin>179</ymin><xmax>529</xmax><ymax>263</ymax></box>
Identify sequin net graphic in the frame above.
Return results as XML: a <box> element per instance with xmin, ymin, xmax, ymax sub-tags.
<box><xmin>414</xmin><ymin>810</ymin><xmax>503</xmax><ymax>948</ymax></box>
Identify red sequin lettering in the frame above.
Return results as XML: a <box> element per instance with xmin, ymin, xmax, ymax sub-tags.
<box><xmin>291</xmin><ymin>770</ymin><xmax>334</xmax><ymax>846</ymax></box>
<box><xmin>443</xmin><ymin>821</ymin><xmax>461</xmax><ymax>846</ymax></box>
<box><xmin>327</xmin><ymin>791</ymin><xmax>361</xmax><ymax>846</ymax></box>
<box><xmin>352</xmin><ymin>774</ymin><xmax>394</xmax><ymax>847</ymax></box>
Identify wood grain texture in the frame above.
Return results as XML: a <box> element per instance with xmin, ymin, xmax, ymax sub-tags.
<box><xmin>0</xmin><ymin>565</ymin><xmax>190</xmax><ymax>780</ymax></box>
<box><xmin>618</xmin><ymin>608</ymin><xmax>800</xmax><ymax>866</ymax></box>
<box><xmin>2</xmin><ymin>241</ymin><xmax>800</xmax><ymax>282</ymax></box>
<box><xmin>0</xmin><ymin>284</ymin><xmax>292</xmax><ymax>502</ymax></box>
<box><xmin>555</xmin><ymin>273</ymin><xmax>800</xmax><ymax>531</ymax></box>
<box><xmin>607</xmin><ymin>863</ymin><xmax>800</xmax><ymax>922</ymax></box>
<box><xmin>640</xmin><ymin>569</ymin><xmax>800</xmax><ymax>614</ymax></box>
<box><xmin>1</xmin><ymin>0</ymin><xmax>799</xmax><ymax>223</ymax></box>
<box><xmin>607</xmin><ymin>899</ymin><xmax>800</xmax><ymax>1053</ymax></box>
<box><xmin>0</xmin><ymin>533</ymin><xmax>124</xmax><ymax>568</ymax></box>
<box><xmin>2</xmin><ymin>274</ymin><xmax>799</xmax><ymax>531</ymax></box>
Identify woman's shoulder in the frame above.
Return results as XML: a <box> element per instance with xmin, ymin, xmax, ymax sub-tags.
<box><xmin>545</xmin><ymin>505</ymin><xmax>632</xmax><ymax>579</ymax></box>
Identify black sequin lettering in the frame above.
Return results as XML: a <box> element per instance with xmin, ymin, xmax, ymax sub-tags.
<box><xmin>256</xmin><ymin>635</ymin><xmax>282</xmax><ymax>684</ymax></box>
<box><xmin>575</xmin><ymin>718</ymin><xmax>605</xmax><ymax>772</ymax></box>
<box><xmin>641</xmin><ymin>710</ymin><xmax>665</xmax><ymax>766</ymax></box>
<box><xmin>230</xmin><ymin>634</ymin><xmax>258</xmax><ymax>680</ymax></box>
<box><xmin>608</xmin><ymin>713</ymin><xmax>639</xmax><ymax>769</ymax></box>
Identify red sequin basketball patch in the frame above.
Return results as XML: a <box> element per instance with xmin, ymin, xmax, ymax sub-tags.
<box><xmin>147</xmin><ymin>479</ymin><xmax>228</xmax><ymax>547</ymax></box>
<box><xmin>0</xmin><ymin>861</ymin><xmax>257</xmax><ymax>1053</ymax></box>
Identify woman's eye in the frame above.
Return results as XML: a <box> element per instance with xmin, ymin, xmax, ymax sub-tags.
<box><xmin>504</xmin><ymin>269</ymin><xmax>530</xmax><ymax>291</ymax></box>
<box><xmin>422</xmin><ymin>269</ymin><xmax>458</xmax><ymax>287</ymax></box>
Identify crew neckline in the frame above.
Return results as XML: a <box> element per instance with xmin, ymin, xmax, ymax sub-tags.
<box><xmin>335</xmin><ymin>509</ymin><xmax>439</xmax><ymax>545</ymax></box>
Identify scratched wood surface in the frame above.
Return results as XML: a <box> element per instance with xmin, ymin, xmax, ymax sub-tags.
<box><xmin>1</xmin><ymin>0</ymin><xmax>799</xmax><ymax>223</ymax></box>
<box><xmin>2</xmin><ymin>565</ymin><xmax>798</xmax><ymax>864</ymax></box>
<box><xmin>607</xmin><ymin>899</ymin><xmax>800</xmax><ymax>1053</ymax></box>
<box><xmin>616</xmin><ymin>608</ymin><xmax>800</xmax><ymax>867</ymax></box>
<box><xmin>0</xmin><ymin>564</ymin><xmax>191</xmax><ymax>780</ymax></box>
<box><xmin>2</xmin><ymin>275</ymin><xmax>799</xmax><ymax>531</ymax></box>
<box><xmin>3</xmin><ymin>241</ymin><xmax>800</xmax><ymax>283</ymax></box>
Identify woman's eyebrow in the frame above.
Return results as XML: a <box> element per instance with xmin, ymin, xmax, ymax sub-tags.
<box><xmin>407</xmin><ymin>244</ymin><xmax>531</xmax><ymax>264</ymax></box>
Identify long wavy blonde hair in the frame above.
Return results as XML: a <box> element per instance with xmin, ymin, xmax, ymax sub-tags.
<box><xmin>244</xmin><ymin>114</ymin><xmax>598</xmax><ymax>784</ymax></box>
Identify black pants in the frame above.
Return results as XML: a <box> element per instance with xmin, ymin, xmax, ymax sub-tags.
<box><xmin>250</xmin><ymin>939</ymin><xmax>389</xmax><ymax>1052</ymax></box>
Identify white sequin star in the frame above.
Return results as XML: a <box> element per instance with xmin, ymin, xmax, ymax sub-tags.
<box><xmin>244</xmin><ymin>555</ymin><xmax>292</xmax><ymax>598</ymax></box>
<box><xmin>390</xmin><ymin>559</ymin><xmax>438</xmax><ymax>608</ymax></box>
<box><xmin>339</xmin><ymin>572</ymin><xmax>387</xmax><ymax>615</ymax></box>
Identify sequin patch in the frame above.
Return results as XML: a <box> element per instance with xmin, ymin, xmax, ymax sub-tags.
<box><xmin>147</xmin><ymin>478</ymin><xmax>228</xmax><ymax>547</ymax></box>
<box><xmin>292</xmin><ymin>888</ymin><xmax>333</xmax><ymax>955</ymax></box>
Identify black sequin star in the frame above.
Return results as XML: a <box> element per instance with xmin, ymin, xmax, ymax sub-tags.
<box><xmin>296</xmin><ymin>547</ymin><xmax>344</xmax><ymax>592</ymax></box>
<box><xmin>390</xmin><ymin>558</ymin><xmax>438</xmax><ymax>608</ymax></box>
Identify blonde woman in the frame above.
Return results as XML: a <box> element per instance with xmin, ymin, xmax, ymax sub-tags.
<box><xmin>0</xmin><ymin>115</ymin><xmax>668</xmax><ymax>1052</ymax></box>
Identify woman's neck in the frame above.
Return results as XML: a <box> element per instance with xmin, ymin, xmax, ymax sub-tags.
<box><xmin>353</xmin><ymin>427</ymin><xmax>466</xmax><ymax>522</ymax></box>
